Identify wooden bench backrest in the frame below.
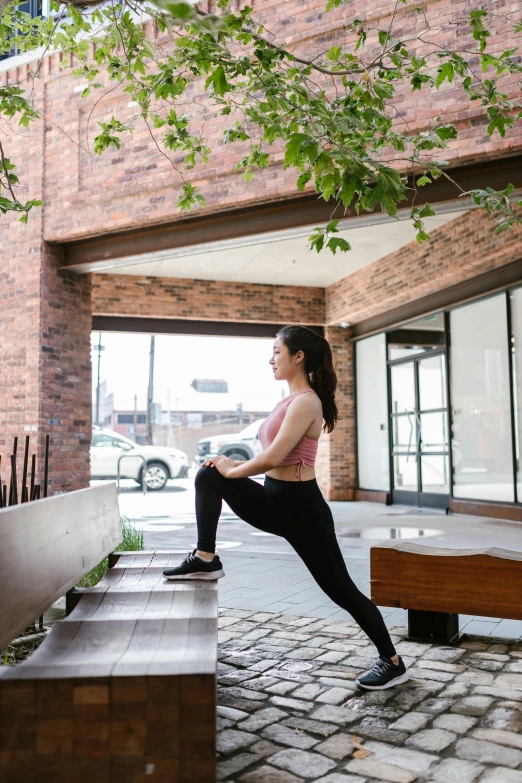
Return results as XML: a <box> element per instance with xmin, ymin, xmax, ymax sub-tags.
<box><xmin>0</xmin><ymin>484</ymin><xmax>122</xmax><ymax>649</ymax></box>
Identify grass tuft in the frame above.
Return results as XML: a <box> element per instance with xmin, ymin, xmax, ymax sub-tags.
<box><xmin>77</xmin><ymin>515</ymin><xmax>144</xmax><ymax>588</ymax></box>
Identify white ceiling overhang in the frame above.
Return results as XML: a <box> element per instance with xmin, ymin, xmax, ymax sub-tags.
<box><xmin>92</xmin><ymin>203</ymin><xmax>470</xmax><ymax>288</ymax></box>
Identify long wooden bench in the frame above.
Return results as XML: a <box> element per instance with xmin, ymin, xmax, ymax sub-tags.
<box><xmin>370</xmin><ymin>541</ymin><xmax>522</xmax><ymax>644</ymax></box>
<box><xmin>0</xmin><ymin>484</ymin><xmax>218</xmax><ymax>783</ymax></box>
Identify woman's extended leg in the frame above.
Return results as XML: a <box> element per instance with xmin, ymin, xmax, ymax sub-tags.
<box><xmin>286</xmin><ymin>526</ymin><xmax>397</xmax><ymax>659</ymax></box>
<box><xmin>195</xmin><ymin>466</ymin><xmax>284</xmax><ymax>553</ymax></box>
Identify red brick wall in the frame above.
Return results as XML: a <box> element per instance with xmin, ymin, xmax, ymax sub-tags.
<box><xmin>92</xmin><ymin>275</ymin><xmax>325</xmax><ymax>325</ymax></box>
<box><xmin>326</xmin><ymin>209</ymin><xmax>522</xmax><ymax>326</ymax></box>
<box><xmin>1</xmin><ymin>1</ymin><xmax>521</xmax><ymax>244</ymax></box>
<box><xmin>39</xmin><ymin>245</ymin><xmax>92</xmax><ymax>493</ymax></box>
<box><xmin>0</xmin><ymin>235</ymin><xmax>92</xmax><ymax>494</ymax></box>
<box><xmin>3</xmin><ymin>0</ymin><xmax>522</xmax><ymax>499</ymax></box>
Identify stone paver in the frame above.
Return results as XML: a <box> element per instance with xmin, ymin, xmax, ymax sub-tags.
<box><xmin>405</xmin><ymin>728</ymin><xmax>456</xmax><ymax>752</ymax></box>
<box><xmin>346</xmin><ymin>757</ymin><xmax>417</xmax><ymax>782</ymax></box>
<box><xmin>315</xmin><ymin>733</ymin><xmax>354</xmax><ymax>760</ymax></box>
<box><xmin>216</xmin><ymin>610</ymin><xmax>522</xmax><ymax>782</ymax></box>
<box><xmin>430</xmin><ymin>757</ymin><xmax>483</xmax><ymax>783</ymax></box>
<box><xmin>456</xmin><ymin>738</ymin><xmax>522</xmax><ymax>767</ymax></box>
<box><xmin>479</xmin><ymin>769</ymin><xmax>522</xmax><ymax>783</ymax></box>
<box><xmin>269</xmin><ymin>748</ymin><xmax>336</xmax><ymax>779</ymax></box>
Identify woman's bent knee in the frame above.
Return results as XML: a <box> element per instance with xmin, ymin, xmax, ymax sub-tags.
<box><xmin>195</xmin><ymin>465</ymin><xmax>221</xmax><ymax>490</ymax></box>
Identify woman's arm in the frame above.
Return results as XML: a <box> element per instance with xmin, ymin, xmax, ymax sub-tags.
<box><xmin>212</xmin><ymin>395</ymin><xmax>319</xmax><ymax>479</ymax></box>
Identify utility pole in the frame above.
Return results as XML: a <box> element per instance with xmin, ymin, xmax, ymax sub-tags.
<box><xmin>167</xmin><ymin>387</ymin><xmax>173</xmax><ymax>448</ymax></box>
<box><xmin>93</xmin><ymin>333</ymin><xmax>105</xmax><ymax>426</ymax></box>
<box><xmin>134</xmin><ymin>394</ymin><xmax>137</xmax><ymax>437</ymax></box>
<box><xmin>147</xmin><ymin>335</ymin><xmax>155</xmax><ymax>445</ymax></box>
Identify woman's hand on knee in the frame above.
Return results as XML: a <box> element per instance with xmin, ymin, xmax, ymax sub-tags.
<box><xmin>206</xmin><ymin>455</ymin><xmax>238</xmax><ymax>478</ymax></box>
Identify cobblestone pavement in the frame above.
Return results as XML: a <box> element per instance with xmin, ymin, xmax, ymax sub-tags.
<box><xmin>216</xmin><ymin>609</ymin><xmax>522</xmax><ymax>783</ymax></box>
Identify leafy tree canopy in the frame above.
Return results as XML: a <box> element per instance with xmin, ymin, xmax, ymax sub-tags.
<box><xmin>0</xmin><ymin>0</ymin><xmax>521</xmax><ymax>250</ymax></box>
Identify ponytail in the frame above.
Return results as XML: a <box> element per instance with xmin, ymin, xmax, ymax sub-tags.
<box><xmin>276</xmin><ymin>326</ymin><xmax>338</xmax><ymax>433</ymax></box>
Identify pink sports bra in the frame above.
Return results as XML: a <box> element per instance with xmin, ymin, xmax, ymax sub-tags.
<box><xmin>258</xmin><ymin>389</ymin><xmax>320</xmax><ymax>479</ymax></box>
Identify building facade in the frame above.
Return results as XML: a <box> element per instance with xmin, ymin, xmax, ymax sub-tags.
<box><xmin>1</xmin><ymin>0</ymin><xmax>522</xmax><ymax>519</ymax></box>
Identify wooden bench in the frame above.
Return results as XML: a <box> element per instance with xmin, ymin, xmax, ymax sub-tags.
<box><xmin>370</xmin><ymin>541</ymin><xmax>522</xmax><ymax>644</ymax></box>
<box><xmin>0</xmin><ymin>484</ymin><xmax>218</xmax><ymax>783</ymax></box>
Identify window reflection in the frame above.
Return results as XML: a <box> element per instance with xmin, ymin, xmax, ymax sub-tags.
<box><xmin>450</xmin><ymin>294</ymin><xmax>514</xmax><ymax>502</ymax></box>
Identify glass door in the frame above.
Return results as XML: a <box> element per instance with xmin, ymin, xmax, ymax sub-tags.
<box><xmin>390</xmin><ymin>351</ymin><xmax>450</xmax><ymax>509</ymax></box>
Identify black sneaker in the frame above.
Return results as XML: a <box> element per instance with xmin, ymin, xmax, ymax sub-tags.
<box><xmin>356</xmin><ymin>655</ymin><xmax>409</xmax><ymax>690</ymax></box>
<box><xmin>163</xmin><ymin>550</ymin><xmax>224</xmax><ymax>581</ymax></box>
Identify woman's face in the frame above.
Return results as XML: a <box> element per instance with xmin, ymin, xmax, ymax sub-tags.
<box><xmin>270</xmin><ymin>337</ymin><xmax>304</xmax><ymax>381</ymax></box>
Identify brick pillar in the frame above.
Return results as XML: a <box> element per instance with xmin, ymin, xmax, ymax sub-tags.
<box><xmin>0</xmin><ymin>231</ymin><xmax>92</xmax><ymax>494</ymax></box>
<box><xmin>316</xmin><ymin>326</ymin><xmax>355</xmax><ymax>501</ymax></box>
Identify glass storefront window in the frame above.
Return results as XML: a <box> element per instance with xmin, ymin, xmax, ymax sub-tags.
<box><xmin>450</xmin><ymin>294</ymin><xmax>515</xmax><ymax>502</ymax></box>
<box><xmin>392</xmin><ymin>414</ymin><xmax>416</xmax><ymax>453</ymax></box>
<box><xmin>421</xmin><ymin>455</ymin><xmax>449</xmax><ymax>494</ymax></box>
<box><xmin>388</xmin><ymin>314</ymin><xmax>445</xmax><ymax>361</ymax></box>
<box><xmin>419</xmin><ymin>353</ymin><xmax>447</xmax><ymax>410</ymax></box>
<box><xmin>391</xmin><ymin>362</ymin><xmax>415</xmax><ymax>413</ymax></box>
<box><xmin>393</xmin><ymin>454</ymin><xmax>418</xmax><ymax>491</ymax></box>
<box><xmin>356</xmin><ymin>334</ymin><xmax>390</xmax><ymax>490</ymax></box>
<box><xmin>510</xmin><ymin>287</ymin><xmax>522</xmax><ymax>502</ymax></box>
<box><xmin>420</xmin><ymin>411</ymin><xmax>448</xmax><ymax>452</ymax></box>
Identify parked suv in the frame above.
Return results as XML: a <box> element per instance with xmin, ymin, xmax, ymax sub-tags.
<box><xmin>91</xmin><ymin>427</ymin><xmax>189</xmax><ymax>491</ymax></box>
<box><xmin>196</xmin><ymin>419</ymin><xmax>265</xmax><ymax>466</ymax></box>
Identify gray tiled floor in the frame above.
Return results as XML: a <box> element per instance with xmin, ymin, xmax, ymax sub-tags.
<box><xmin>219</xmin><ymin>550</ymin><xmax>522</xmax><ymax>639</ymax></box>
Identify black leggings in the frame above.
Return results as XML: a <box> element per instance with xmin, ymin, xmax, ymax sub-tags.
<box><xmin>195</xmin><ymin>467</ymin><xmax>396</xmax><ymax>659</ymax></box>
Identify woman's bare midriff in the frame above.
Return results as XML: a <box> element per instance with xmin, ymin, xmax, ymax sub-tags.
<box><xmin>265</xmin><ymin>464</ymin><xmax>317</xmax><ymax>482</ymax></box>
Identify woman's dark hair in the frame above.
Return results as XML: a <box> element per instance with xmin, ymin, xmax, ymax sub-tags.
<box><xmin>276</xmin><ymin>325</ymin><xmax>338</xmax><ymax>433</ymax></box>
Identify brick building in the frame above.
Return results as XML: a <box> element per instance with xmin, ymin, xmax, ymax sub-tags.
<box><xmin>1</xmin><ymin>0</ymin><xmax>522</xmax><ymax>519</ymax></box>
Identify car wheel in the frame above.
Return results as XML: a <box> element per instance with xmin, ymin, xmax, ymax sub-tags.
<box><xmin>141</xmin><ymin>461</ymin><xmax>169</xmax><ymax>491</ymax></box>
<box><xmin>224</xmin><ymin>449</ymin><xmax>249</xmax><ymax>462</ymax></box>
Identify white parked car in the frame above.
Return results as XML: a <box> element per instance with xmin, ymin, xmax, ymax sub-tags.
<box><xmin>91</xmin><ymin>427</ymin><xmax>189</xmax><ymax>491</ymax></box>
<box><xmin>196</xmin><ymin>418</ymin><xmax>265</xmax><ymax>466</ymax></box>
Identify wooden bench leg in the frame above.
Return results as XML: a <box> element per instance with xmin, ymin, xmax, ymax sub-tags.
<box><xmin>408</xmin><ymin>609</ymin><xmax>460</xmax><ymax>644</ymax></box>
<box><xmin>65</xmin><ymin>587</ymin><xmax>86</xmax><ymax>616</ymax></box>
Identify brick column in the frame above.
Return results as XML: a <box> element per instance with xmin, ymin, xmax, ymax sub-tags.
<box><xmin>0</xmin><ymin>233</ymin><xmax>92</xmax><ymax>494</ymax></box>
<box><xmin>316</xmin><ymin>326</ymin><xmax>355</xmax><ymax>501</ymax></box>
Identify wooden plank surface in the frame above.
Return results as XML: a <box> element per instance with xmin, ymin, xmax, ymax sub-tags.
<box><xmin>1</xmin><ymin>562</ymin><xmax>218</xmax><ymax>680</ymax></box>
<box><xmin>0</xmin><ymin>552</ymin><xmax>218</xmax><ymax>781</ymax></box>
<box><xmin>371</xmin><ymin>542</ymin><xmax>522</xmax><ymax>619</ymax></box>
<box><xmin>0</xmin><ymin>484</ymin><xmax>122</xmax><ymax>649</ymax></box>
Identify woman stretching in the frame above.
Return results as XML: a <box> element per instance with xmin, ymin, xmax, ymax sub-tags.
<box><xmin>163</xmin><ymin>326</ymin><xmax>409</xmax><ymax>690</ymax></box>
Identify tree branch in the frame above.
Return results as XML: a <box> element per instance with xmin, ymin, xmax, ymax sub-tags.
<box><xmin>0</xmin><ymin>139</ymin><xmax>20</xmax><ymax>203</ymax></box>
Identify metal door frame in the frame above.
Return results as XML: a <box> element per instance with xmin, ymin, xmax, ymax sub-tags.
<box><xmin>388</xmin><ymin>347</ymin><xmax>450</xmax><ymax>510</ymax></box>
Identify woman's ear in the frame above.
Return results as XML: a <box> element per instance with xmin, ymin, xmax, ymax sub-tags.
<box><xmin>295</xmin><ymin>350</ymin><xmax>305</xmax><ymax>365</ymax></box>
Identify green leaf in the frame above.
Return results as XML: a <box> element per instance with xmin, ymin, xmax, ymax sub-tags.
<box><xmin>416</xmin><ymin>175</ymin><xmax>431</xmax><ymax>187</ymax></box>
<box><xmin>297</xmin><ymin>171</ymin><xmax>312</xmax><ymax>191</ymax></box>
<box><xmin>339</xmin><ymin>174</ymin><xmax>358</xmax><ymax>208</ymax></box>
<box><xmin>327</xmin><ymin>237</ymin><xmax>351</xmax><ymax>254</ymax></box>
<box><xmin>284</xmin><ymin>133</ymin><xmax>313</xmax><ymax>168</ymax></box>
<box><xmin>309</xmin><ymin>232</ymin><xmax>324</xmax><ymax>253</ymax></box>
<box><xmin>205</xmin><ymin>66</ymin><xmax>228</xmax><ymax>96</ymax></box>
<box><xmin>434</xmin><ymin>124</ymin><xmax>458</xmax><ymax>141</ymax></box>
<box><xmin>419</xmin><ymin>203</ymin><xmax>436</xmax><ymax>218</ymax></box>
<box><xmin>365</xmin><ymin>167</ymin><xmax>405</xmax><ymax>217</ymax></box>
<box><xmin>435</xmin><ymin>61</ymin><xmax>454</xmax><ymax>89</ymax></box>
